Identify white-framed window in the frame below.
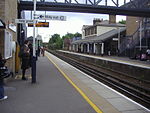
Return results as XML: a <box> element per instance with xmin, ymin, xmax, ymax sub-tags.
<box><xmin>4</xmin><ymin>30</ymin><xmax>12</xmax><ymax>59</ymax></box>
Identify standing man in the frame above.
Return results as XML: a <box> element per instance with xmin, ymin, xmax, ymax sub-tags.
<box><xmin>20</xmin><ymin>40</ymin><xmax>30</xmax><ymax>80</ymax></box>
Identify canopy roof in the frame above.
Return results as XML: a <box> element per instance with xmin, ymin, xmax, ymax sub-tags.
<box><xmin>72</xmin><ymin>27</ymin><xmax>126</xmax><ymax>44</ymax></box>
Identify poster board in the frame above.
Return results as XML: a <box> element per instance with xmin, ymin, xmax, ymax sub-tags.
<box><xmin>4</xmin><ymin>30</ymin><xmax>12</xmax><ymax>59</ymax></box>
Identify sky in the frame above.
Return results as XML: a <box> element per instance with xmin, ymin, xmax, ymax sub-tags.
<box><xmin>25</xmin><ymin>0</ymin><xmax>129</xmax><ymax>42</ymax></box>
<box><xmin>25</xmin><ymin>11</ymin><xmax>126</xmax><ymax>42</ymax></box>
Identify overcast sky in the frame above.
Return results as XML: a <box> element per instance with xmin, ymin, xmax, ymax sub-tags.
<box><xmin>25</xmin><ymin>11</ymin><xmax>126</xmax><ymax>42</ymax></box>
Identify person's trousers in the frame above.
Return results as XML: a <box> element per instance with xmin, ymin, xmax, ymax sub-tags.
<box><xmin>0</xmin><ymin>85</ymin><xmax>4</xmax><ymax>99</ymax></box>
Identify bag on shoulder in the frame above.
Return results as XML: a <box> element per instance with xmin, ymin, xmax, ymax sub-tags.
<box><xmin>0</xmin><ymin>66</ymin><xmax>11</xmax><ymax>79</ymax></box>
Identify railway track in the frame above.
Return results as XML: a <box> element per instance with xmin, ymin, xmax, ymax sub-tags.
<box><xmin>48</xmin><ymin>50</ymin><xmax>150</xmax><ymax>109</ymax></box>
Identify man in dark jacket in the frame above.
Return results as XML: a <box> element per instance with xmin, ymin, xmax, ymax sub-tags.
<box><xmin>20</xmin><ymin>40</ymin><xmax>30</xmax><ymax>80</ymax></box>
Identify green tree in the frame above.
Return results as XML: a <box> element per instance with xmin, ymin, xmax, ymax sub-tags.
<box><xmin>74</xmin><ymin>32</ymin><xmax>82</xmax><ymax>37</ymax></box>
<box><xmin>48</xmin><ymin>34</ymin><xmax>63</xmax><ymax>50</ymax></box>
<box><xmin>62</xmin><ymin>32</ymin><xmax>74</xmax><ymax>40</ymax></box>
<box><xmin>48</xmin><ymin>32</ymin><xmax>82</xmax><ymax>50</ymax></box>
<box><xmin>118</xmin><ymin>20</ymin><xmax>126</xmax><ymax>24</ymax></box>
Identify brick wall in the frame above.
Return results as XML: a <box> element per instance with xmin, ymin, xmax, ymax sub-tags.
<box><xmin>109</xmin><ymin>15</ymin><xmax>116</xmax><ymax>24</ymax></box>
<box><xmin>0</xmin><ymin>0</ymin><xmax>5</xmax><ymax>21</ymax></box>
<box><xmin>0</xmin><ymin>0</ymin><xmax>17</xmax><ymax>72</ymax></box>
<box><xmin>126</xmin><ymin>16</ymin><xmax>139</xmax><ymax>36</ymax></box>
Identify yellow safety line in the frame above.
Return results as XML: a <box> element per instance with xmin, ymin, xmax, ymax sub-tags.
<box><xmin>46</xmin><ymin>54</ymin><xmax>103</xmax><ymax>113</ymax></box>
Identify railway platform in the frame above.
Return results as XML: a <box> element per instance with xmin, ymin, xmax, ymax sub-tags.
<box><xmin>0</xmin><ymin>51</ymin><xmax>149</xmax><ymax>113</ymax></box>
<box><xmin>58</xmin><ymin>50</ymin><xmax>150</xmax><ymax>82</ymax></box>
<box><xmin>58</xmin><ymin>50</ymin><xmax>150</xmax><ymax>69</ymax></box>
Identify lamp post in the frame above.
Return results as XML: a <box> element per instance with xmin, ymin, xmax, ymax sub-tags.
<box><xmin>32</xmin><ymin>0</ymin><xmax>37</xmax><ymax>83</ymax></box>
<box><xmin>118</xmin><ymin>27</ymin><xmax>120</xmax><ymax>55</ymax></box>
<box><xmin>139</xmin><ymin>20</ymin><xmax>142</xmax><ymax>60</ymax></box>
<box><xmin>139</xmin><ymin>21</ymin><xmax>142</xmax><ymax>51</ymax></box>
<box><xmin>136</xmin><ymin>20</ymin><xmax>142</xmax><ymax>59</ymax></box>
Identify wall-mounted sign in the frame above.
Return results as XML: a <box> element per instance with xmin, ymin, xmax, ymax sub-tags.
<box><xmin>9</xmin><ymin>23</ymin><xmax>16</xmax><ymax>32</ymax></box>
<box><xmin>0</xmin><ymin>19</ymin><xmax>5</xmax><ymax>29</ymax></box>
<box><xmin>28</xmin><ymin>22</ymin><xmax>49</xmax><ymax>27</ymax></box>
<box><xmin>112</xmin><ymin>38</ymin><xmax>118</xmax><ymax>41</ymax></box>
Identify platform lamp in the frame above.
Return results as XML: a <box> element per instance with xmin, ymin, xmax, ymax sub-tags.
<box><xmin>117</xmin><ymin>27</ymin><xmax>120</xmax><ymax>54</ymax></box>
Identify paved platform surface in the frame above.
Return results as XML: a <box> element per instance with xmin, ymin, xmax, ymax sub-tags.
<box><xmin>0</xmin><ymin>54</ymin><xmax>96</xmax><ymax>113</ymax></box>
<box><xmin>0</xmin><ymin>52</ymin><xmax>149</xmax><ymax>113</ymax></box>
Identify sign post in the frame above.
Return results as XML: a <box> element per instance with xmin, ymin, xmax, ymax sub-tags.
<box><xmin>32</xmin><ymin>0</ymin><xmax>37</xmax><ymax>83</ymax></box>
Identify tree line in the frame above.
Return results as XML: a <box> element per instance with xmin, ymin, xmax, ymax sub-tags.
<box><xmin>48</xmin><ymin>32</ymin><xmax>81</xmax><ymax>50</ymax></box>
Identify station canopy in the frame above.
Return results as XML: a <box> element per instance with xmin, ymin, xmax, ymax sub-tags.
<box><xmin>72</xmin><ymin>27</ymin><xmax>126</xmax><ymax>44</ymax></box>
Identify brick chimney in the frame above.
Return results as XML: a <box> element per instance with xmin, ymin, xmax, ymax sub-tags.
<box><xmin>109</xmin><ymin>15</ymin><xmax>116</xmax><ymax>24</ymax></box>
<box><xmin>93</xmin><ymin>18</ymin><xmax>102</xmax><ymax>25</ymax></box>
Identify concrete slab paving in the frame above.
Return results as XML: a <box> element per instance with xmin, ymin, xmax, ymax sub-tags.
<box><xmin>0</xmin><ymin>56</ymin><xmax>96</xmax><ymax>113</ymax></box>
<box><xmin>122</xmin><ymin>109</ymin><xmax>149</xmax><ymax>113</ymax></box>
<box><xmin>106</xmin><ymin>97</ymin><xmax>143</xmax><ymax>111</ymax></box>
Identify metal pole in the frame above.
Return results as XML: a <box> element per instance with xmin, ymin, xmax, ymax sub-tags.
<box><xmin>101</xmin><ymin>43</ymin><xmax>104</xmax><ymax>56</ymax></box>
<box><xmin>32</xmin><ymin>0</ymin><xmax>37</xmax><ymax>83</ymax></box>
<box><xmin>118</xmin><ymin>27</ymin><xmax>120</xmax><ymax>49</ymax></box>
<box><xmin>33</xmin><ymin>0</ymin><xmax>36</xmax><ymax>57</ymax></box>
<box><xmin>140</xmin><ymin>21</ymin><xmax>142</xmax><ymax>51</ymax></box>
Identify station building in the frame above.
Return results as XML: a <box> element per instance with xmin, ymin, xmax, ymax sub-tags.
<box><xmin>71</xmin><ymin>15</ymin><xmax>126</xmax><ymax>56</ymax></box>
<box><xmin>71</xmin><ymin>15</ymin><xmax>150</xmax><ymax>57</ymax></box>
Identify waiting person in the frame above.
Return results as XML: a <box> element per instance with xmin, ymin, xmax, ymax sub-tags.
<box><xmin>20</xmin><ymin>40</ymin><xmax>30</xmax><ymax>80</ymax></box>
<box><xmin>41</xmin><ymin>46</ymin><xmax>45</xmax><ymax>56</ymax></box>
<box><xmin>38</xmin><ymin>46</ymin><xmax>41</xmax><ymax>57</ymax></box>
<box><xmin>0</xmin><ymin>53</ymin><xmax>7</xmax><ymax>101</ymax></box>
<box><xmin>146</xmin><ymin>48</ymin><xmax>150</xmax><ymax>61</ymax></box>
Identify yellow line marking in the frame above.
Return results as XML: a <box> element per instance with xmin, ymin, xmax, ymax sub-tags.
<box><xmin>46</xmin><ymin>54</ymin><xmax>103</xmax><ymax>113</ymax></box>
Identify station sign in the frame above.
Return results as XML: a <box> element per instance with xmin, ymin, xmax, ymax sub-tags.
<box><xmin>15</xmin><ymin>19</ymin><xmax>37</xmax><ymax>24</ymax></box>
<box><xmin>35</xmin><ymin>14</ymin><xmax>66</xmax><ymax>21</ymax></box>
<box><xmin>113</xmin><ymin>38</ymin><xmax>118</xmax><ymax>41</ymax></box>
<box><xmin>28</xmin><ymin>22</ymin><xmax>49</xmax><ymax>27</ymax></box>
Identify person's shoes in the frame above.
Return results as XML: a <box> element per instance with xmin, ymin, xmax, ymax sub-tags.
<box><xmin>0</xmin><ymin>96</ymin><xmax>8</xmax><ymax>101</ymax></box>
<box><xmin>22</xmin><ymin>77</ymin><xmax>27</xmax><ymax>80</ymax></box>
